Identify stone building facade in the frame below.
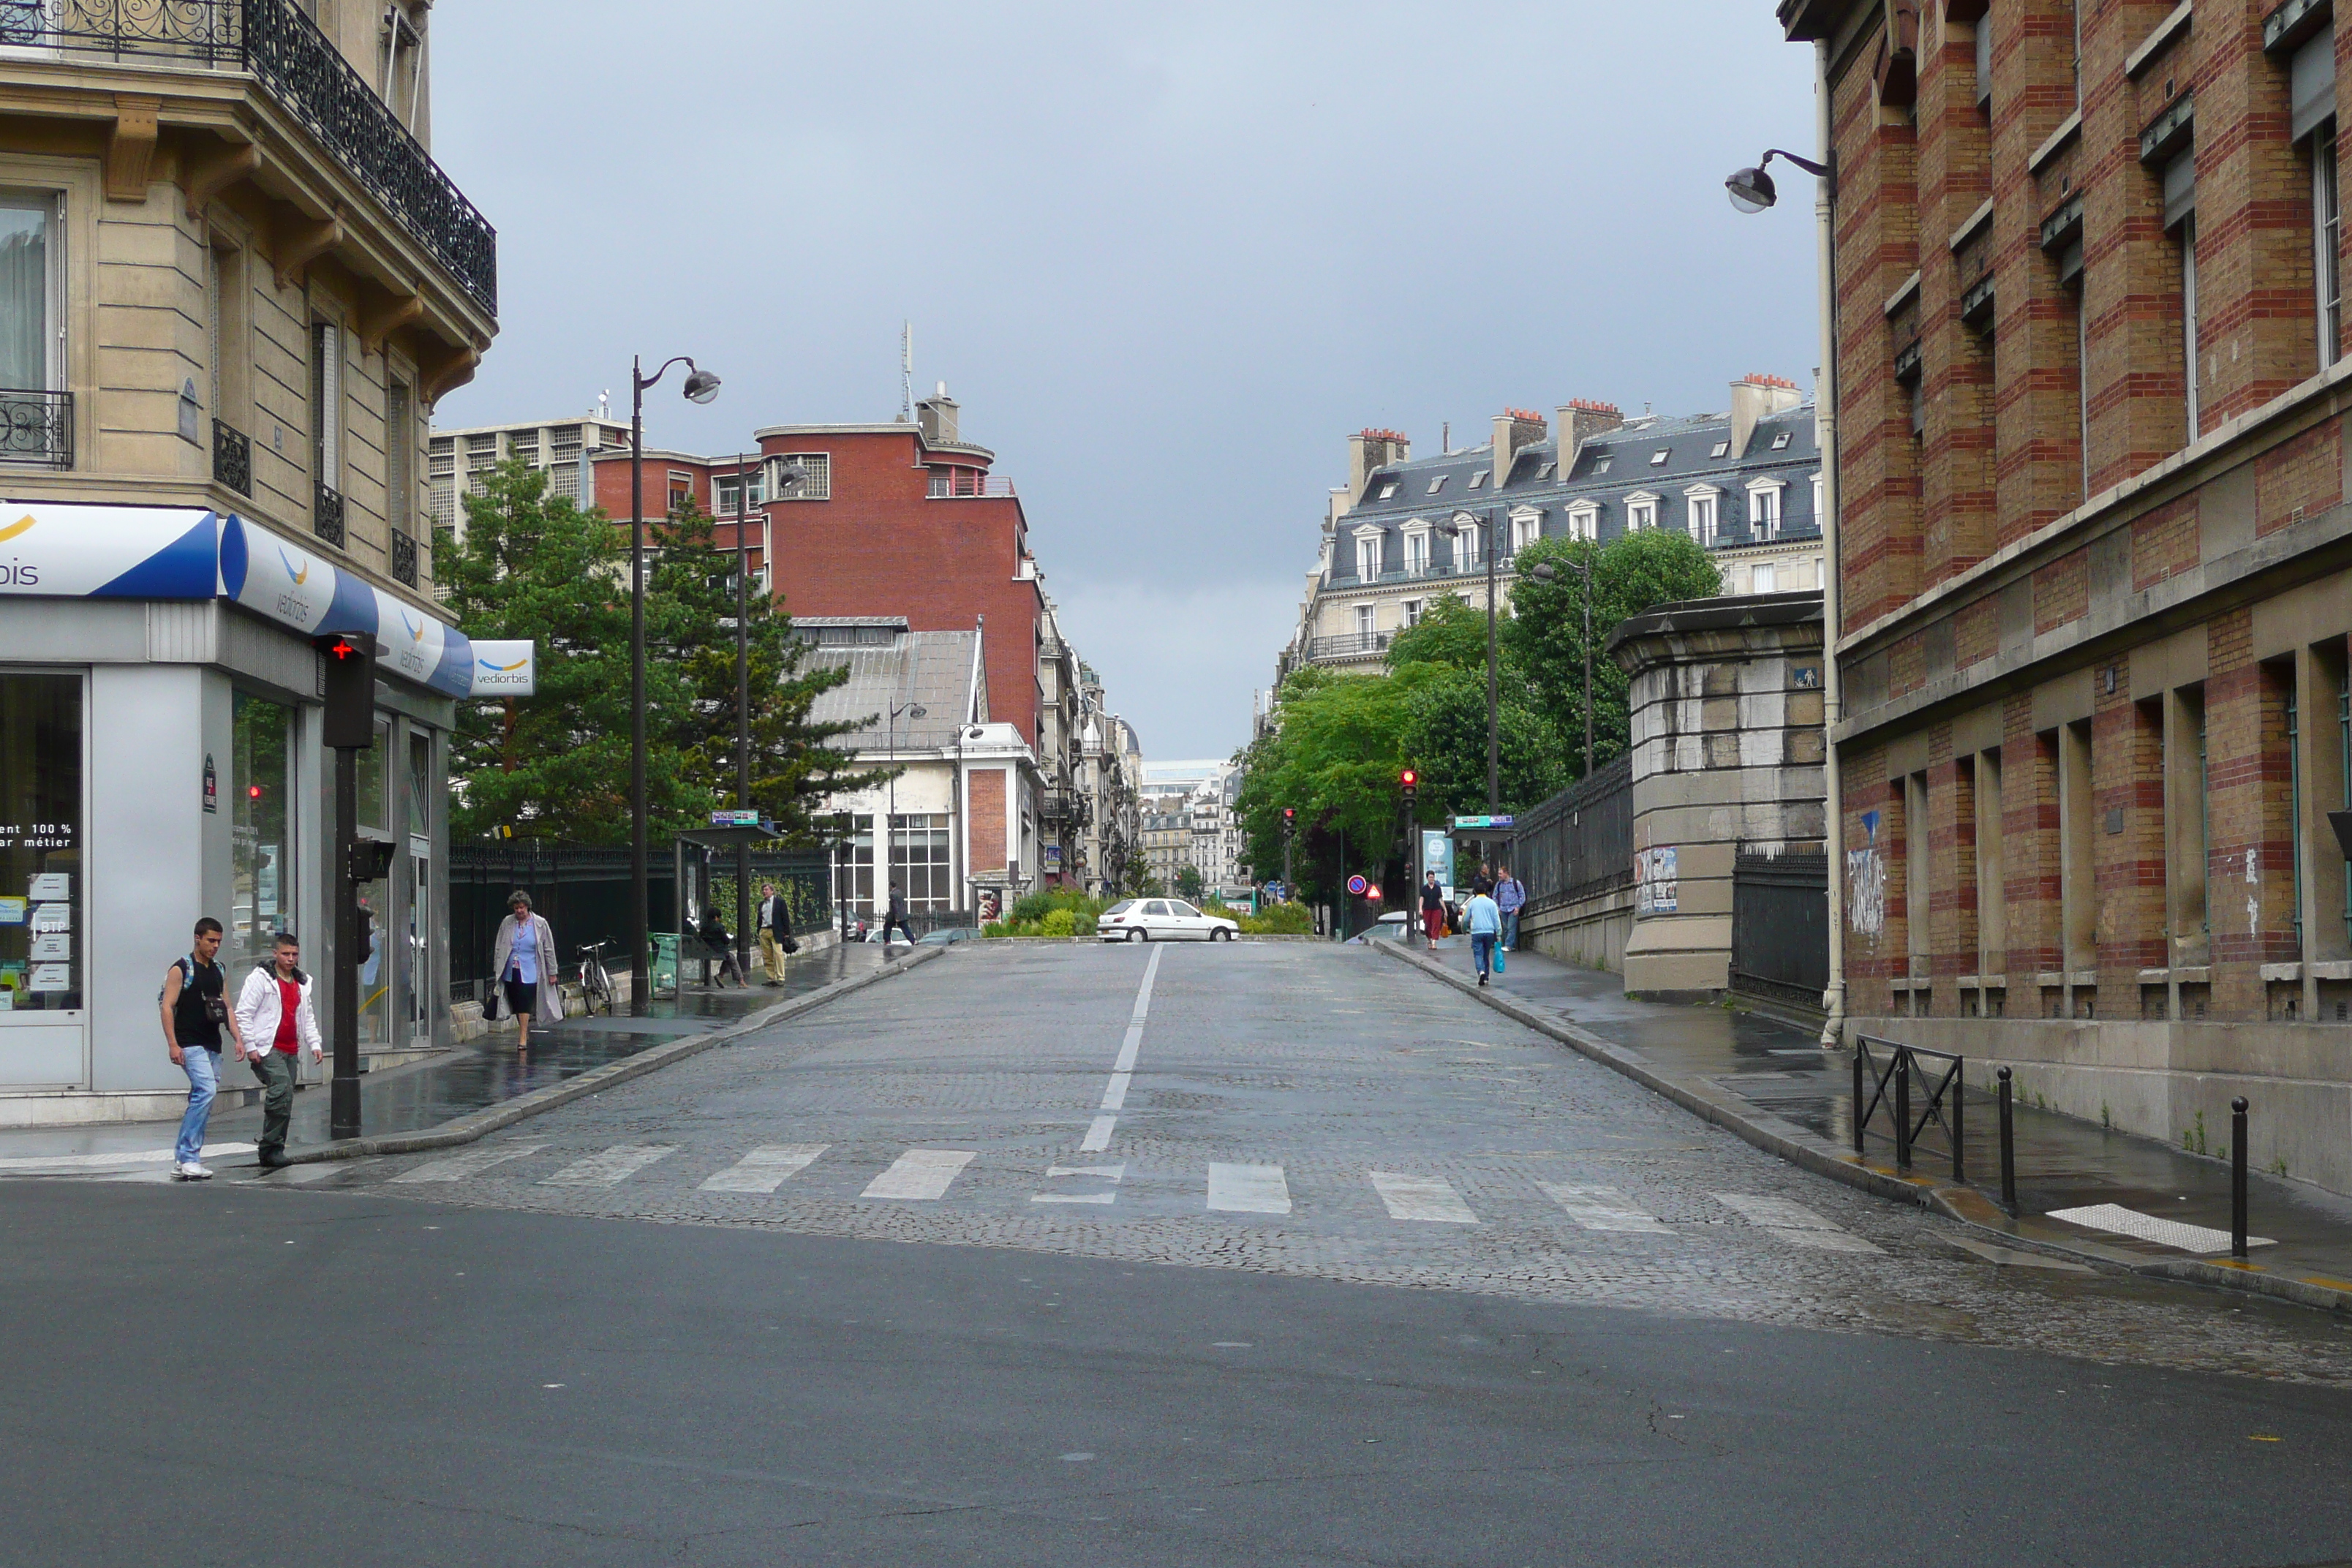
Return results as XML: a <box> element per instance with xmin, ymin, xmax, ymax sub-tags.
<box><xmin>1780</xmin><ymin>0</ymin><xmax>2352</xmax><ymax>1192</ymax></box>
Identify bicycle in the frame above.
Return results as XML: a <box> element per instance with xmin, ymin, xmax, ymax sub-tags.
<box><xmin>576</xmin><ymin>940</ymin><xmax>615</xmax><ymax>1017</ymax></box>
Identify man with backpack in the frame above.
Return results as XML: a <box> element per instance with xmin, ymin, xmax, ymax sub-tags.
<box><xmin>159</xmin><ymin>917</ymin><xmax>244</xmax><ymax>1181</ymax></box>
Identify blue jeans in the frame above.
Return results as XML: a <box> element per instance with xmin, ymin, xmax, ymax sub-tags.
<box><xmin>1500</xmin><ymin>910</ymin><xmax>1520</xmax><ymax>950</ymax></box>
<box><xmin>1471</xmin><ymin>934</ymin><xmax>1496</xmax><ymax>976</ymax></box>
<box><xmin>174</xmin><ymin>1045</ymin><xmax>219</xmax><ymax>1164</ymax></box>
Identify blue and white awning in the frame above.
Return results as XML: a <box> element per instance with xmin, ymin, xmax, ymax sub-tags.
<box><xmin>0</xmin><ymin>501</ymin><xmax>532</xmax><ymax>698</ymax></box>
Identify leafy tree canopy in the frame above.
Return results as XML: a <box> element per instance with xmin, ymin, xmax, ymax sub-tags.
<box><xmin>1384</xmin><ymin>592</ymin><xmax>1507</xmax><ymax>674</ymax></box>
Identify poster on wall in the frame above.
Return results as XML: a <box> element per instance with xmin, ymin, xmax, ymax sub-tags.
<box><xmin>1636</xmin><ymin>846</ymin><xmax>1679</xmax><ymax>915</ymax></box>
<box><xmin>1421</xmin><ymin>831</ymin><xmax>1455</xmax><ymax>896</ymax></box>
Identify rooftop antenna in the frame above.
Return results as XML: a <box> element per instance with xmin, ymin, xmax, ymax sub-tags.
<box><xmin>899</xmin><ymin>322</ymin><xmax>912</xmax><ymax>422</ymax></box>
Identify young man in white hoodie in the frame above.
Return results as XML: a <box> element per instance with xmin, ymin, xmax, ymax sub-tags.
<box><xmin>233</xmin><ymin>931</ymin><xmax>323</xmax><ymax>1168</ymax></box>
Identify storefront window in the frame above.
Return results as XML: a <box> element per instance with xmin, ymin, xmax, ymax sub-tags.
<box><xmin>891</xmin><ymin>813</ymin><xmax>951</xmax><ymax>911</ymax></box>
<box><xmin>230</xmin><ymin>693</ymin><xmax>294</xmax><ymax>973</ymax></box>
<box><xmin>0</xmin><ymin>674</ymin><xmax>80</xmax><ymax>1012</ymax></box>
<box><xmin>407</xmin><ymin>729</ymin><xmax>432</xmax><ymax>840</ymax></box>
<box><xmin>358</xmin><ymin>869</ymin><xmax>391</xmax><ymax>1047</ymax></box>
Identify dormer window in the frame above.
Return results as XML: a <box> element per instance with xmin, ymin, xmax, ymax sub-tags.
<box><xmin>1624</xmin><ymin>492</ymin><xmax>1659</xmax><ymax>532</ymax></box>
<box><xmin>1747</xmin><ymin>478</ymin><xmax>1787</xmax><ymax>539</ymax></box>
<box><xmin>1426</xmin><ymin>475</ymin><xmax>1447</xmax><ymax>495</ymax></box>
<box><xmin>1534</xmin><ymin>461</ymin><xmax>1555</xmax><ymax>480</ymax></box>
<box><xmin>1566</xmin><ymin>501</ymin><xmax>1599</xmax><ymax>542</ymax></box>
<box><xmin>1710</xmin><ymin>441</ymin><xmax>1730</xmax><ymax>459</ymax></box>
<box><xmin>1771</xmin><ymin>431</ymin><xmax>1793</xmax><ymax>449</ymax></box>
<box><xmin>1593</xmin><ymin>459</ymin><xmax>1612</xmax><ymax>475</ymax></box>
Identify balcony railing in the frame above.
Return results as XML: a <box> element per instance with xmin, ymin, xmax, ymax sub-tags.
<box><xmin>1308</xmin><ymin>630</ymin><xmax>1392</xmax><ymax>661</ymax></box>
<box><xmin>313</xmin><ymin>481</ymin><xmax>344</xmax><ymax>547</ymax></box>
<box><xmin>211</xmin><ymin>418</ymin><xmax>251</xmax><ymax>495</ymax></box>
<box><xmin>0</xmin><ymin>388</ymin><xmax>71</xmax><ymax>467</ymax></box>
<box><xmin>390</xmin><ymin>527</ymin><xmax>418</xmax><ymax>587</ymax></box>
<box><xmin>1</xmin><ymin>0</ymin><xmax>497</xmax><ymax>317</ymax></box>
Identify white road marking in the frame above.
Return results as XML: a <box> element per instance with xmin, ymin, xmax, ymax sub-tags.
<box><xmin>540</xmin><ymin>1145</ymin><xmax>674</xmax><ymax>1188</ymax></box>
<box><xmin>0</xmin><ymin>1142</ymin><xmax>256</xmax><ymax>1171</ymax></box>
<box><xmin>1711</xmin><ymin>1191</ymin><xmax>1885</xmax><ymax>1254</ymax></box>
<box><xmin>2047</xmin><ymin>1202</ymin><xmax>2273</xmax><ymax>1254</ymax></box>
<box><xmin>862</xmin><ymin>1149</ymin><xmax>976</xmax><ymax>1200</ymax></box>
<box><xmin>1540</xmin><ymin>1183</ymin><xmax>1673</xmax><ymax>1234</ymax></box>
<box><xmin>699</xmin><ymin>1143</ymin><xmax>828</xmax><ymax>1194</ymax></box>
<box><xmin>1370</xmin><ymin>1172</ymin><xmax>1480</xmax><ymax>1224</ymax></box>
<box><xmin>1079</xmin><ymin>943</ymin><xmax>1164</xmax><ymax>1149</ymax></box>
<box><xmin>1033</xmin><ymin>1161</ymin><xmax>1126</xmax><ymax>1205</ymax></box>
<box><xmin>1207</xmin><ymin>1162</ymin><xmax>1291</xmax><ymax>1214</ymax></box>
<box><xmin>393</xmin><ymin>1145</ymin><xmax>545</xmax><ymax>1183</ymax></box>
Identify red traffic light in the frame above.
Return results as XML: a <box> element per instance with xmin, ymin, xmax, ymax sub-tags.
<box><xmin>1400</xmin><ymin>768</ymin><xmax>1418</xmax><ymax>788</ymax></box>
<box><xmin>248</xmin><ymin>785</ymin><xmax>263</xmax><ymax>800</ymax></box>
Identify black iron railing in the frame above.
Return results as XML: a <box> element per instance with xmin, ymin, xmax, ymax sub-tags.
<box><xmin>0</xmin><ymin>388</ymin><xmax>71</xmax><ymax>467</ymax></box>
<box><xmin>312</xmin><ymin>480</ymin><xmax>344</xmax><ymax>546</ymax></box>
<box><xmin>390</xmin><ymin>527</ymin><xmax>418</xmax><ymax>586</ymax></box>
<box><xmin>211</xmin><ymin>417</ymin><xmax>251</xmax><ymax>495</ymax></box>
<box><xmin>3</xmin><ymin>0</ymin><xmax>496</xmax><ymax>317</ymax></box>
<box><xmin>1854</xmin><ymin>1036</ymin><xmax>1964</xmax><ymax>1180</ymax></box>
<box><xmin>1308</xmin><ymin>630</ymin><xmax>1392</xmax><ymax>660</ymax></box>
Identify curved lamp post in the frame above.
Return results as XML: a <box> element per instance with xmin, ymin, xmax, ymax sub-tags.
<box><xmin>1724</xmin><ymin>148</ymin><xmax>1833</xmax><ymax>214</ymax></box>
<box><xmin>628</xmin><ymin>354</ymin><xmax>718</xmax><ymax>1015</ymax></box>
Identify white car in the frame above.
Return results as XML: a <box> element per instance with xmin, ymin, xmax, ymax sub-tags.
<box><xmin>1098</xmin><ymin>898</ymin><xmax>1240</xmax><ymax>942</ymax></box>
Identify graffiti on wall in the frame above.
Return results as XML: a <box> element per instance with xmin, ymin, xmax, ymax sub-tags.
<box><xmin>1847</xmin><ymin>809</ymin><xmax>1885</xmax><ymax>938</ymax></box>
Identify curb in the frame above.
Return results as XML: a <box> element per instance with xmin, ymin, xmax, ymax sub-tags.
<box><xmin>284</xmin><ymin>944</ymin><xmax>945</xmax><ymax>1165</ymax></box>
<box><xmin>1371</xmin><ymin>939</ymin><xmax>2352</xmax><ymax>1315</ymax></box>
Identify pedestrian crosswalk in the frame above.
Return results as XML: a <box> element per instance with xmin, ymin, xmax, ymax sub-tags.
<box><xmin>384</xmin><ymin>1140</ymin><xmax>1885</xmax><ymax>1253</ymax></box>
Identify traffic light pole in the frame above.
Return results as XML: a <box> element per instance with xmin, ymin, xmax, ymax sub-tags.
<box><xmin>331</xmin><ymin>742</ymin><xmax>360</xmax><ymax>1139</ymax></box>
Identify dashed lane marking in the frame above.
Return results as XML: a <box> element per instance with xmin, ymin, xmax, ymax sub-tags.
<box><xmin>700</xmin><ymin>1143</ymin><xmax>829</xmax><ymax>1194</ymax></box>
<box><xmin>1033</xmin><ymin>1164</ymin><xmax>1126</xmax><ymax>1205</ymax></box>
<box><xmin>1540</xmin><ymin>1183</ymin><xmax>1673</xmax><ymax>1234</ymax></box>
<box><xmin>861</xmin><ymin>1149</ymin><xmax>976</xmax><ymax>1201</ymax></box>
<box><xmin>1207</xmin><ymin>1162</ymin><xmax>1291</xmax><ymax>1215</ymax></box>
<box><xmin>393</xmin><ymin>1145</ymin><xmax>545</xmax><ymax>1183</ymax></box>
<box><xmin>540</xmin><ymin>1145</ymin><xmax>675</xmax><ymax>1188</ymax></box>
<box><xmin>1370</xmin><ymin>1172</ymin><xmax>1480</xmax><ymax>1224</ymax></box>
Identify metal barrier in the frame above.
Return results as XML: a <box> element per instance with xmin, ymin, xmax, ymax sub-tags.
<box><xmin>1852</xmin><ymin>1035</ymin><xmax>1964</xmax><ymax>1180</ymax></box>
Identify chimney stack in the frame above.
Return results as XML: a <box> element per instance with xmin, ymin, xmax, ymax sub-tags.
<box><xmin>916</xmin><ymin>382</ymin><xmax>961</xmax><ymax>445</ymax></box>
<box><xmin>1491</xmin><ymin>408</ymin><xmax>1548</xmax><ymax>490</ymax></box>
<box><xmin>1728</xmin><ymin>373</ymin><xmax>1803</xmax><ymax>458</ymax></box>
<box><xmin>1553</xmin><ymin>399</ymin><xmax>1624</xmax><ymax>475</ymax></box>
<box><xmin>1347</xmin><ymin>427</ymin><xmax>1410</xmax><ymax>504</ymax></box>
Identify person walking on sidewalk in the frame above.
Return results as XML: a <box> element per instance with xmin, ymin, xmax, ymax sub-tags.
<box><xmin>232</xmin><ymin>932</ymin><xmax>321</xmax><ymax>1169</ymax></box>
<box><xmin>1494</xmin><ymin>864</ymin><xmax>1526</xmax><ymax>952</ymax></box>
<box><xmin>491</xmin><ymin>892</ymin><xmax>563</xmax><ymax>1050</ymax></box>
<box><xmin>1420</xmin><ymin>872</ymin><xmax>1446</xmax><ymax>951</ymax></box>
<box><xmin>756</xmin><ymin>883</ymin><xmax>791</xmax><ymax>987</ymax></box>
<box><xmin>159</xmin><ymin>916</ymin><xmax>244</xmax><ymax>1181</ymax></box>
<box><xmin>1464</xmin><ymin>886</ymin><xmax>1501</xmax><ymax>987</ymax></box>
<box><xmin>880</xmin><ymin>883</ymin><xmax>914</xmax><ymax>947</ymax></box>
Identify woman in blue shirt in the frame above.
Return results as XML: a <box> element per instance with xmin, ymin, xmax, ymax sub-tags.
<box><xmin>491</xmin><ymin>890</ymin><xmax>563</xmax><ymax>1049</ymax></box>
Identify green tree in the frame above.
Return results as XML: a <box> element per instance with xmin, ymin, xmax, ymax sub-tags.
<box><xmin>1504</xmin><ymin>528</ymin><xmax>1722</xmax><ymax>782</ymax></box>
<box><xmin>1399</xmin><ymin>662</ymin><xmax>1567</xmax><ymax>819</ymax></box>
<box><xmin>438</xmin><ymin>460</ymin><xmax>704</xmax><ymax>843</ymax></box>
<box><xmin>1232</xmin><ymin>666</ymin><xmax>1422</xmax><ymax>906</ymax></box>
<box><xmin>1175</xmin><ymin>864</ymin><xmax>1206</xmax><ymax>902</ymax></box>
<box><xmin>649</xmin><ymin>497</ymin><xmax>886</xmax><ymax>841</ymax></box>
<box><xmin>1384</xmin><ymin>592</ymin><xmax>1507</xmax><ymax>674</ymax></box>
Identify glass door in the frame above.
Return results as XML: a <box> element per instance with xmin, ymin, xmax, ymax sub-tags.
<box><xmin>0</xmin><ymin>671</ymin><xmax>84</xmax><ymax>1087</ymax></box>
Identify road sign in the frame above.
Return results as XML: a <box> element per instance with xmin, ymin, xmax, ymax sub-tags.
<box><xmin>1346</xmin><ymin>874</ymin><xmax>1368</xmax><ymax>897</ymax></box>
<box><xmin>1264</xmin><ymin>881</ymin><xmax>1287</xmax><ymax>902</ymax></box>
<box><xmin>1364</xmin><ymin>884</ymin><xmax>1382</xmax><ymax>902</ymax></box>
<box><xmin>1451</xmin><ymin>814</ymin><xmax>1516</xmax><ymax>829</ymax></box>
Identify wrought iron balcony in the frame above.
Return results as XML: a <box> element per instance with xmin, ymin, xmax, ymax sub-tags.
<box><xmin>313</xmin><ymin>481</ymin><xmax>344</xmax><ymax>547</ymax></box>
<box><xmin>211</xmin><ymin>418</ymin><xmax>251</xmax><ymax>495</ymax></box>
<box><xmin>390</xmin><ymin>527</ymin><xmax>418</xmax><ymax>587</ymax></box>
<box><xmin>4</xmin><ymin>0</ymin><xmax>497</xmax><ymax>317</ymax></box>
<box><xmin>0</xmin><ymin>388</ymin><xmax>72</xmax><ymax>467</ymax></box>
<box><xmin>1308</xmin><ymin>630</ymin><xmax>1392</xmax><ymax>661</ymax></box>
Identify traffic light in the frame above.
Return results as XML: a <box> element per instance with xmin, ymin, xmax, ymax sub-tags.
<box><xmin>315</xmin><ymin>632</ymin><xmax>376</xmax><ymax>750</ymax></box>
<box><xmin>1400</xmin><ymin>767</ymin><xmax>1418</xmax><ymax>805</ymax></box>
<box><xmin>1281</xmin><ymin>807</ymin><xmax>1297</xmax><ymax>835</ymax></box>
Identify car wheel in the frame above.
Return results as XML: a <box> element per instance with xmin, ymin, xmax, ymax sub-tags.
<box><xmin>1126</xmin><ymin>928</ymin><xmax>1146</xmax><ymax>943</ymax></box>
<box><xmin>1212</xmin><ymin>927</ymin><xmax>1234</xmax><ymax>942</ymax></box>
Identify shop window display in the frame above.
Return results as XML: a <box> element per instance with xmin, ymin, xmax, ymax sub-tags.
<box><xmin>230</xmin><ymin>693</ymin><xmax>295</xmax><ymax>974</ymax></box>
<box><xmin>0</xmin><ymin>674</ymin><xmax>80</xmax><ymax>1013</ymax></box>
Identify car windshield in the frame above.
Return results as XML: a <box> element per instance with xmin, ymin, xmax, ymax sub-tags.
<box><xmin>1104</xmin><ymin>900</ymin><xmax>1134</xmax><ymax>916</ymax></box>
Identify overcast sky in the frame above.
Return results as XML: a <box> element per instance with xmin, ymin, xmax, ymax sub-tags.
<box><xmin>429</xmin><ymin>2</ymin><xmax>1823</xmax><ymax>763</ymax></box>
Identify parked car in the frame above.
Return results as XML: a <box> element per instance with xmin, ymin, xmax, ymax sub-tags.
<box><xmin>916</xmin><ymin>926</ymin><xmax>976</xmax><ymax>946</ymax></box>
<box><xmin>1097</xmin><ymin>897</ymin><xmax>1240</xmax><ymax>942</ymax></box>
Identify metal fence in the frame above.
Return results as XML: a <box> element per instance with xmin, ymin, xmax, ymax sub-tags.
<box><xmin>449</xmin><ymin>841</ymin><xmax>830</xmax><ymax>996</ymax></box>
<box><xmin>1512</xmin><ymin>756</ymin><xmax>1634</xmax><ymax>911</ymax></box>
<box><xmin>1730</xmin><ymin>845</ymin><xmax>1828</xmax><ymax>1010</ymax></box>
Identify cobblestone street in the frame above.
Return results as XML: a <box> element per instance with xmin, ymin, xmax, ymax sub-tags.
<box><xmin>235</xmin><ymin>942</ymin><xmax>2352</xmax><ymax>1385</ymax></box>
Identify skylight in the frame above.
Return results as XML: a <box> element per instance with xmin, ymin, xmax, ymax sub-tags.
<box><xmin>1594</xmin><ymin>459</ymin><xmax>1612</xmax><ymax>475</ymax></box>
<box><xmin>1650</xmin><ymin>450</ymin><xmax>1670</xmax><ymax>466</ymax></box>
<box><xmin>1427</xmin><ymin>475</ymin><xmax>1446</xmax><ymax>494</ymax></box>
<box><xmin>1771</xmin><ymin>431</ymin><xmax>1793</xmax><ymax>449</ymax></box>
<box><xmin>1468</xmin><ymin>471</ymin><xmax>1487</xmax><ymax>489</ymax></box>
<box><xmin>1710</xmin><ymin>441</ymin><xmax>1730</xmax><ymax>459</ymax></box>
<box><xmin>1378</xmin><ymin>482</ymin><xmax>1398</xmax><ymax>500</ymax></box>
<box><xmin>1534</xmin><ymin>462</ymin><xmax>1555</xmax><ymax>480</ymax></box>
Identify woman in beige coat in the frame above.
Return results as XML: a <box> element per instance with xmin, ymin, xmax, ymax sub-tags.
<box><xmin>490</xmin><ymin>891</ymin><xmax>565</xmax><ymax>1048</ymax></box>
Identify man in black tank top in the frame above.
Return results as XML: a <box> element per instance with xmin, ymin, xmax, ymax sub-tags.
<box><xmin>160</xmin><ymin>917</ymin><xmax>243</xmax><ymax>1181</ymax></box>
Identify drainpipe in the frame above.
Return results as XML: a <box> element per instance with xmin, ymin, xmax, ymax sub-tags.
<box><xmin>1813</xmin><ymin>34</ymin><xmax>1847</xmax><ymax>1051</ymax></box>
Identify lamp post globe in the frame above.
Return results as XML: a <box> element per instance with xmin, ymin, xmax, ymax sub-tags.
<box><xmin>1725</xmin><ymin>165</ymin><xmax>1777</xmax><ymax>214</ymax></box>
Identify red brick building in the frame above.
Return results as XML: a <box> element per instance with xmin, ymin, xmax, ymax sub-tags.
<box><xmin>1780</xmin><ymin>0</ymin><xmax>2352</xmax><ymax>1192</ymax></box>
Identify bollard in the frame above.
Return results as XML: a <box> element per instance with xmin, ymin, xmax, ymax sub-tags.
<box><xmin>2232</xmin><ymin>1096</ymin><xmax>2250</xmax><ymax>1259</ymax></box>
<box><xmin>1997</xmin><ymin>1066</ymin><xmax>2016</xmax><ymax>1215</ymax></box>
<box><xmin>1893</xmin><ymin>1049</ymin><xmax>1912</xmax><ymax>1169</ymax></box>
<box><xmin>1950</xmin><ymin>1059</ymin><xmax>1965</xmax><ymax>1183</ymax></box>
<box><xmin>1852</xmin><ymin>1042</ymin><xmax>1866</xmax><ymax>1156</ymax></box>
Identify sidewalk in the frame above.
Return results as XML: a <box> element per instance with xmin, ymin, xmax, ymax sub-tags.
<box><xmin>1379</xmin><ymin>932</ymin><xmax>2352</xmax><ymax>1311</ymax></box>
<box><xmin>0</xmin><ymin>943</ymin><xmax>896</xmax><ymax>1169</ymax></box>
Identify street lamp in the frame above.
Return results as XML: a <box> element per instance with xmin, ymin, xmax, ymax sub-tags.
<box><xmin>1436</xmin><ymin>512</ymin><xmax>1558</xmax><ymax>812</ymax></box>
<box><xmin>629</xmin><ymin>353</ymin><xmax>718</xmax><ymax>1016</ymax></box>
<box><xmin>1724</xmin><ymin>148</ymin><xmax>1832</xmax><ymax>213</ymax></box>
<box><xmin>882</xmin><ymin>700</ymin><xmax>927</xmax><ymax>929</ymax></box>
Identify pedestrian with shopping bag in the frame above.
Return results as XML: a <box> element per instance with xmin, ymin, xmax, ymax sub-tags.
<box><xmin>1463</xmin><ymin>886</ymin><xmax>1501</xmax><ymax>988</ymax></box>
<box><xmin>159</xmin><ymin>916</ymin><xmax>244</xmax><ymax>1180</ymax></box>
<box><xmin>231</xmin><ymin>932</ymin><xmax>322</xmax><ymax>1169</ymax></box>
<box><xmin>491</xmin><ymin>892</ymin><xmax>565</xmax><ymax>1049</ymax></box>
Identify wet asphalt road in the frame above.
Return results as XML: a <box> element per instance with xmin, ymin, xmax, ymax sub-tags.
<box><xmin>8</xmin><ymin>942</ymin><xmax>2352</xmax><ymax>1567</ymax></box>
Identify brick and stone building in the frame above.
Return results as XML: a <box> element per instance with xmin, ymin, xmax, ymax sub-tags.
<box><xmin>1779</xmin><ymin>0</ymin><xmax>2352</xmax><ymax>1192</ymax></box>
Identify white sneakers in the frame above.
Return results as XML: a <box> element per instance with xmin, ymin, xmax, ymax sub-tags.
<box><xmin>173</xmin><ymin>1161</ymin><xmax>214</xmax><ymax>1181</ymax></box>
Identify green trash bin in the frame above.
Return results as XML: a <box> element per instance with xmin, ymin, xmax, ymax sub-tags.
<box><xmin>649</xmin><ymin>932</ymin><xmax>681</xmax><ymax>1000</ymax></box>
